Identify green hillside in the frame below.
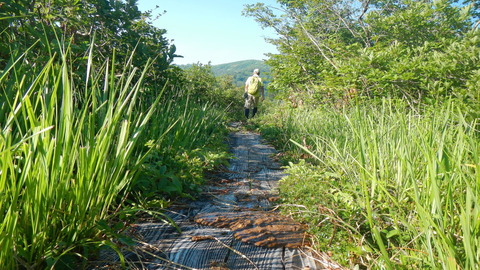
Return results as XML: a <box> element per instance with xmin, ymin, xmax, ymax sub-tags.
<box><xmin>179</xmin><ymin>60</ymin><xmax>271</xmax><ymax>86</ymax></box>
<box><xmin>212</xmin><ymin>60</ymin><xmax>271</xmax><ymax>86</ymax></box>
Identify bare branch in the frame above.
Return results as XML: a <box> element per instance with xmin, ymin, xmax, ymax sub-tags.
<box><xmin>474</xmin><ymin>20</ymin><xmax>480</xmax><ymax>31</ymax></box>
<box><xmin>358</xmin><ymin>0</ymin><xmax>371</xmax><ymax>21</ymax></box>
<box><xmin>293</xmin><ymin>12</ymin><xmax>339</xmax><ymax>71</ymax></box>
<box><xmin>326</xmin><ymin>5</ymin><xmax>370</xmax><ymax>47</ymax></box>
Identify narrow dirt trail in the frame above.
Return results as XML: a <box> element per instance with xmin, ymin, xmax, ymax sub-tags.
<box><xmin>93</xmin><ymin>124</ymin><xmax>340</xmax><ymax>269</ymax></box>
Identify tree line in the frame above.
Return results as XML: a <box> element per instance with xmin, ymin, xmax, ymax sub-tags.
<box><xmin>1</xmin><ymin>0</ymin><xmax>180</xmax><ymax>93</ymax></box>
<box><xmin>244</xmin><ymin>0</ymin><xmax>479</xmax><ymax>114</ymax></box>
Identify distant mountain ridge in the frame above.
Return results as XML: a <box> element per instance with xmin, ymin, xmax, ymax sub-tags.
<box><xmin>212</xmin><ymin>60</ymin><xmax>271</xmax><ymax>86</ymax></box>
<box><xmin>178</xmin><ymin>60</ymin><xmax>271</xmax><ymax>86</ymax></box>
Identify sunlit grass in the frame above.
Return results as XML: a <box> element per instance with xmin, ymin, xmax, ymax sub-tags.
<box><xmin>0</xmin><ymin>42</ymin><xmax>234</xmax><ymax>268</ymax></box>
<box><xmin>0</xmin><ymin>44</ymin><xmax>162</xmax><ymax>268</ymax></box>
<box><xmin>257</xmin><ymin>100</ymin><xmax>479</xmax><ymax>269</ymax></box>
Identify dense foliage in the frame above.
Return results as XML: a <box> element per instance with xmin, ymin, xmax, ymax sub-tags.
<box><xmin>0</xmin><ymin>1</ymin><xmax>241</xmax><ymax>268</ymax></box>
<box><xmin>244</xmin><ymin>0</ymin><xmax>480</xmax><ymax>268</ymax></box>
<box><xmin>2</xmin><ymin>0</ymin><xmax>479</xmax><ymax>268</ymax></box>
<box><xmin>244</xmin><ymin>0</ymin><xmax>480</xmax><ymax>110</ymax></box>
<box><xmin>0</xmin><ymin>0</ymin><xmax>178</xmax><ymax>92</ymax></box>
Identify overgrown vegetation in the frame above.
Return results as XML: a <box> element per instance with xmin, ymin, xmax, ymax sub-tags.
<box><xmin>0</xmin><ymin>44</ymin><xmax>237</xmax><ymax>268</ymax></box>
<box><xmin>3</xmin><ymin>0</ymin><xmax>480</xmax><ymax>268</ymax></box>
<box><xmin>254</xmin><ymin>100</ymin><xmax>479</xmax><ymax>268</ymax></box>
<box><xmin>0</xmin><ymin>1</ymin><xmax>241</xmax><ymax>268</ymax></box>
<box><xmin>244</xmin><ymin>0</ymin><xmax>480</xmax><ymax>269</ymax></box>
<box><xmin>244</xmin><ymin>0</ymin><xmax>479</xmax><ymax>110</ymax></box>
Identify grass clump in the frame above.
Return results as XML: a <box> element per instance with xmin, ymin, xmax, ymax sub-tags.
<box><xmin>255</xmin><ymin>99</ymin><xmax>480</xmax><ymax>269</ymax></box>
<box><xmin>0</xmin><ymin>45</ymin><xmax>161</xmax><ymax>268</ymax></box>
<box><xmin>0</xmin><ymin>41</ymin><xmax>232</xmax><ymax>268</ymax></box>
<box><xmin>133</xmin><ymin>96</ymin><xmax>232</xmax><ymax>199</ymax></box>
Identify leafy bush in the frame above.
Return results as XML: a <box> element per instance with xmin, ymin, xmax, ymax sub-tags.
<box><xmin>132</xmin><ymin>96</ymin><xmax>231</xmax><ymax>199</ymax></box>
<box><xmin>279</xmin><ymin>160</ymin><xmax>365</xmax><ymax>266</ymax></box>
<box><xmin>181</xmin><ymin>63</ymin><xmax>247</xmax><ymax>120</ymax></box>
<box><xmin>245</xmin><ymin>0</ymin><xmax>479</xmax><ymax>108</ymax></box>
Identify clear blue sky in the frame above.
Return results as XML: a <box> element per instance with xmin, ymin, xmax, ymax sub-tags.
<box><xmin>137</xmin><ymin>0</ymin><xmax>280</xmax><ymax>65</ymax></box>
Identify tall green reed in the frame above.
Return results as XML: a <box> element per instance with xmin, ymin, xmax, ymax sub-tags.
<box><xmin>346</xmin><ymin>102</ymin><xmax>479</xmax><ymax>269</ymax></box>
<box><xmin>0</xmin><ymin>44</ymin><xmax>160</xmax><ymax>268</ymax></box>
<box><xmin>132</xmin><ymin>85</ymin><xmax>230</xmax><ymax>199</ymax></box>
<box><xmin>260</xmin><ymin>100</ymin><xmax>479</xmax><ymax>268</ymax></box>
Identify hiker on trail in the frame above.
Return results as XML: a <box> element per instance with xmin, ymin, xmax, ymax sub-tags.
<box><xmin>244</xmin><ymin>68</ymin><xmax>265</xmax><ymax>119</ymax></box>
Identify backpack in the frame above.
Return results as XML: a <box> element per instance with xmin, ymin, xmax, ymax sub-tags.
<box><xmin>247</xmin><ymin>76</ymin><xmax>262</xmax><ymax>96</ymax></box>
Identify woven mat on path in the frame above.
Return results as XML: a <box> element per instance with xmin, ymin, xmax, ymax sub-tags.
<box><xmin>90</xmin><ymin>122</ymin><xmax>344</xmax><ymax>270</ymax></box>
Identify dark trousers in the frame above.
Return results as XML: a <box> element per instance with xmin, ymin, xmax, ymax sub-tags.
<box><xmin>244</xmin><ymin>107</ymin><xmax>257</xmax><ymax>119</ymax></box>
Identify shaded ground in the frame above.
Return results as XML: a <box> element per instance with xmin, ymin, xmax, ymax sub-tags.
<box><xmin>91</xmin><ymin>123</ymin><xmax>343</xmax><ymax>269</ymax></box>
